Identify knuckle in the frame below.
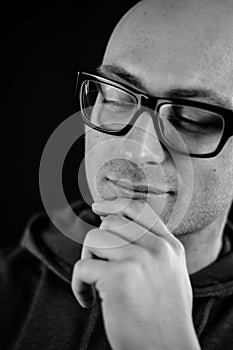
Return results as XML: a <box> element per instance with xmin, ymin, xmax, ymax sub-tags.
<box><xmin>135</xmin><ymin>248</ymin><xmax>151</xmax><ymax>265</ymax></box>
<box><xmin>72</xmin><ymin>259</ymin><xmax>85</xmax><ymax>276</ymax></box>
<box><xmin>157</xmin><ymin>237</ymin><xmax>185</xmax><ymax>259</ymax></box>
<box><xmin>156</xmin><ymin>238</ymin><xmax>170</xmax><ymax>255</ymax></box>
<box><xmin>116</xmin><ymin>260</ymin><xmax>143</xmax><ymax>282</ymax></box>
<box><xmin>173</xmin><ymin>239</ymin><xmax>185</xmax><ymax>256</ymax></box>
<box><xmin>84</xmin><ymin>229</ymin><xmax>99</xmax><ymax>246</ymax></box>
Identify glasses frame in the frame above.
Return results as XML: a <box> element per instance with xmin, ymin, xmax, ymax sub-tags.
<box><xmin>76</xmin><ymin>70</ymin><xmax>233</xmax><ymax>158</ymax></box>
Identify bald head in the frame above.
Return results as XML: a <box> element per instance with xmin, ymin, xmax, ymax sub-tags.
<box><xmin>103</xmin><ymin>0</ymin><xmax>233</xmax><ymax>107</ymax></box>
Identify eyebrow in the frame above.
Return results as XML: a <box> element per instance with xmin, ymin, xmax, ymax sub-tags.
<box><xmin>97</xmin><ymin>64</ymin><xmax>232</xmax><ymax>109</ymax></box>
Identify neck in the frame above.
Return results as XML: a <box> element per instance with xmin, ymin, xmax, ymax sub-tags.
<box><xmin>178</xmin><ymin>209</ymin><xmax>230</xmax><ymax>275</ymax></box>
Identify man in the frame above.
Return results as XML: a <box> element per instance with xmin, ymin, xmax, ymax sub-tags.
<box><xmin>1</xmin><ymin>0</ymin><xmax>233</xmax><ymax>349</ymax></box>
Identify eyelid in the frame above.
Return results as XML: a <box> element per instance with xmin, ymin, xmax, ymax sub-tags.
<box><xmin>92</xmin><ymin>74</ymin><xmax>232</xmax><ymax>115</ymax></box>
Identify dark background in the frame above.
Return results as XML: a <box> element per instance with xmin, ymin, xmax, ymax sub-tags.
<box><xmin>3</xmin><ymin>1</ymin><xmax>137</xmax><ymax>246</ymax></box>
<box><xmin>3</xmin><ymin>1</ymin><xmax>232</xmax><ymax>246</ymax></box>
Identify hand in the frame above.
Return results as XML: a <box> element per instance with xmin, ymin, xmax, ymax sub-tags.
<box><xmin>71</xmin><ymin>198</ymin><xmax>201</xmax><ymax>350</ymax></box>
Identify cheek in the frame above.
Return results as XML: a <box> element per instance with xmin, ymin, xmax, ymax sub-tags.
<box><xmin>85</xmin><ymin>128</ymin><xmax>105</xmax><ymax>181</ymax></box>
<box><xmin>192</xmin><ymin>143</ymin><xmax>233</xmax><ymax>205</ymax></box>
<box><xmin>85</xmin><ymin>128</ymin><xmax>121</xmax><ymax>193</ymax></box>
<box><xmin>85</xmin><ymin>127</ymin><xmax>123</xmax><ymax>160</ymax></box>
<box><xmin>85</xmin><ymin>126</ymin><xmax>103</xmax><ymax>153</ymax></box>
<box><xmin>172</xmin><ymin>146</ymin><xmax>233</xmax><ymax>233</ymax></box>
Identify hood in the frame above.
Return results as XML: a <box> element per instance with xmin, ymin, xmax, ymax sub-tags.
<box><xmin>21</xmin><ymin>200</ymin><xmax>233</xmax><ymax>298</ymax></box>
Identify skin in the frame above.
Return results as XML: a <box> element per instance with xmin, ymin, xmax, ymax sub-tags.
<box><xmin>85</xmin><ymin>0</ymin><xmax>233</xmax><ymax>273</ymax></box>
<box><xmin>72</xmin><ymin>1</ymin><xmax>233</xmax><ymax>349</ymax></box>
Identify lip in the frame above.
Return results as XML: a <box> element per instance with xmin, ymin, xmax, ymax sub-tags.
<box><xmin>108</xmin><ymin>179</ymin><xmax>171</xmax><ymax>198</ymax></box>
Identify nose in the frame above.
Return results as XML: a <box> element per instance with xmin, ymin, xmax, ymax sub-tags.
<box><xmin>119</xmin><ymin>111</ymin><xmax>167</xmax><ymax>164</ymax></box>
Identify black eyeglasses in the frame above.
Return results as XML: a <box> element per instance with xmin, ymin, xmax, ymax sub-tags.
<box><xmin>76</xmin><ymin>71</ymin><xmax>233</xmax><ymax>158</ymax></box>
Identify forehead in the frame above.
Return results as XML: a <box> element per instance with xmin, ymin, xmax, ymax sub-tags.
<box><xmin>103</xmin><ymin>1</ymin><xmax>233</xmax><ymax>102</ymax></box>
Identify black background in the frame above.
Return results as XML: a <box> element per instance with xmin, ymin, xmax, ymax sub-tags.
<box><xmin>3</xmin><ymin>1</ymin><xmax>232</xmax><ymax>246</ymax></box>
<box><xmin>3</xmin><ymin>1</ymin><xmax>137</xmax><ymax>246</ymax></box>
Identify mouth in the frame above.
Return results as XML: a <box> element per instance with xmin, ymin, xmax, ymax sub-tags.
<box><xmin>107</xmin><ymin>178</ymin><xmax>172</xmax><ymax>200</ymax></box>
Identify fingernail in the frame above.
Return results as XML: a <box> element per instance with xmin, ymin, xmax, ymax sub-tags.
<box><xmin>92</xmin><ymin>201</ymin><xmax>107</xmax><ymax>209</ymax></box>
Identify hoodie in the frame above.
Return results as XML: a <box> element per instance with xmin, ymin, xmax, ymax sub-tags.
<box><xmin>0</xmin><ymin>200</ymin><xmax>233</xmax><ymax>350</ymax></box>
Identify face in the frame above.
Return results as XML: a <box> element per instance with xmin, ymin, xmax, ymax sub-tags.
<box><xmin>85</xmin><ymin>0</ymin><xmax>233</xmax><ymax>235</ymax></box>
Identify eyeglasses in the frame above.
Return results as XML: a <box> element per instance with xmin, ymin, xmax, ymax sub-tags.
<box><xmin>76</xmin><ymin>71</ymin><xmax>233</xmax><ymax>158</ymax></box>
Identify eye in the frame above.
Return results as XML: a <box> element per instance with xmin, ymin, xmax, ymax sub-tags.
<box><xmin>102</xmin><ymin>88</ymin><xmax>131</xmax><ymax>103</ymax></box>
<box><xmin>98</xmin><ymin>84</ymin><xmax>136</xmax><ymax>110</ymax></box>
<box><xmin>164</xmin><ymin>105</ymin><xmax>223</xmax><ymax>133</ymax></box>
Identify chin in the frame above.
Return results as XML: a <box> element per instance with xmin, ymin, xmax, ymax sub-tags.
<box><xmin>169</xmin><ymin>201</ymin><xmax>230</xmax><ymax>237</ymax></box>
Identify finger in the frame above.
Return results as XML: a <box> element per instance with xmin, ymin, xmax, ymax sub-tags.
<box><xmin>78</xmin><ymin>241</ymin><xmax>100</xmax><ymax>309</ymax></box>
<box><xmin>79</xmin><ymin>225</ymin><xmax>135</xmax><ymax>307</ymax></box>
<box><xmin>100</xmin><ymin>214</ymin><xmax>163</xmax><ymax>251</ymax></box>
<box><xmin>82</xmin><ymin>228</ymin><xmax>140</xmax><ymax>261</ymax></box>
<box><xmin>99</xmin><ymin>213</ymin><xmax>185</xmax><ymax>268</ymax></box>
<box><xmin>92</xmin><ymin>199</ymin><xmax>173</xmax><ymax>241</ymax></box>
<box><xmin>71</xmin><ymin>258</ymin><xmax>111</xmax><ymax>308</ymax></box>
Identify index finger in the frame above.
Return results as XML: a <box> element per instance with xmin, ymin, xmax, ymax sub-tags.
<box><xmin>92</xmin><ymin>198</ymin><xmax>174</xmax><ymax>241</ymax></box>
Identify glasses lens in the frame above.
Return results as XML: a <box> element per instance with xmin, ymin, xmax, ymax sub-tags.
<box><xmin>80</xmin><ymin>80</ymin><xmax>138</xmax><ymax>130</ymax></box>
<box><xmin>159</xmin><ymin>104</ymin><xmax>224</xmax><ymax>154</ymax></box>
